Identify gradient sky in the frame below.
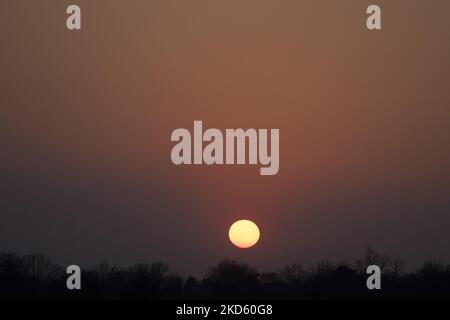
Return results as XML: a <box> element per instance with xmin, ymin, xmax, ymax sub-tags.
<box><xmin>1</xmin><ymin>0</ymin><xmax>450</xmax><ymax>276</ymax></box>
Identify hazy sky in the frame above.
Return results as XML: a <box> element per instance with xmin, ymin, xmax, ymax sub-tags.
<box><xmin>1</xmin><ymin>1</ymin><xmax>450</xmax><ymax>276</ymax></box>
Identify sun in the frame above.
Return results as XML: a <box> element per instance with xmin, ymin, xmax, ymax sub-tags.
<box><xmin>228</xmin><ymin>219</ymin><xmax>260</xmax><ymax>249</ymax></box>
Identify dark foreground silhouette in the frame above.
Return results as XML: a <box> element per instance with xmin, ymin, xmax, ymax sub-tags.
<box><xmin>0</xmin><ymin>247</ymin><xmax>449</xmax><ymax>299</ymax></box>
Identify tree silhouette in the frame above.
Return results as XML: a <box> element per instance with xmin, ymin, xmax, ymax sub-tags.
<box><xmin>0</xmin><ymin>248</ymin><xmax>449</xmax><ymax>299</ymax></box>
<box><xmin>204</xmin><ymin>260</ymin><xmax>260</xmax><ymax>299</ymax></box>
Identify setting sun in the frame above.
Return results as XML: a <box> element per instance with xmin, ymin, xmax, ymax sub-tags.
<box><xmin>228</xmin><ymin>220</ymin><xmax>260</xmax><ymax>249</ymax></box>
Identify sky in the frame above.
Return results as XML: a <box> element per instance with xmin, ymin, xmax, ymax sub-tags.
<box><xmin>1</xmin><ymin>0</ymin><xmax>450</xmax><ymax>277</ymax></box>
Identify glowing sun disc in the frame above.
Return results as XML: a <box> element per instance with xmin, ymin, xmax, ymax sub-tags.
<box><xmin>228</xmin><ymin>219</ymin><xmax>260</xmax><ymax>249</ymax></box>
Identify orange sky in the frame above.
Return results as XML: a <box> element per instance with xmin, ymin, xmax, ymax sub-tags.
<box><xmin>1</xmin><ymin>1</ymin><xmax>450</xmax><ymax>275</ymax></box>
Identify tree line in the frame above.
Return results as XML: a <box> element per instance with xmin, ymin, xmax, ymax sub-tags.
<box><xmin>1</xmin><ymin>247</ymin><xmax>449</xmax><ymax>299</ymax></box>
